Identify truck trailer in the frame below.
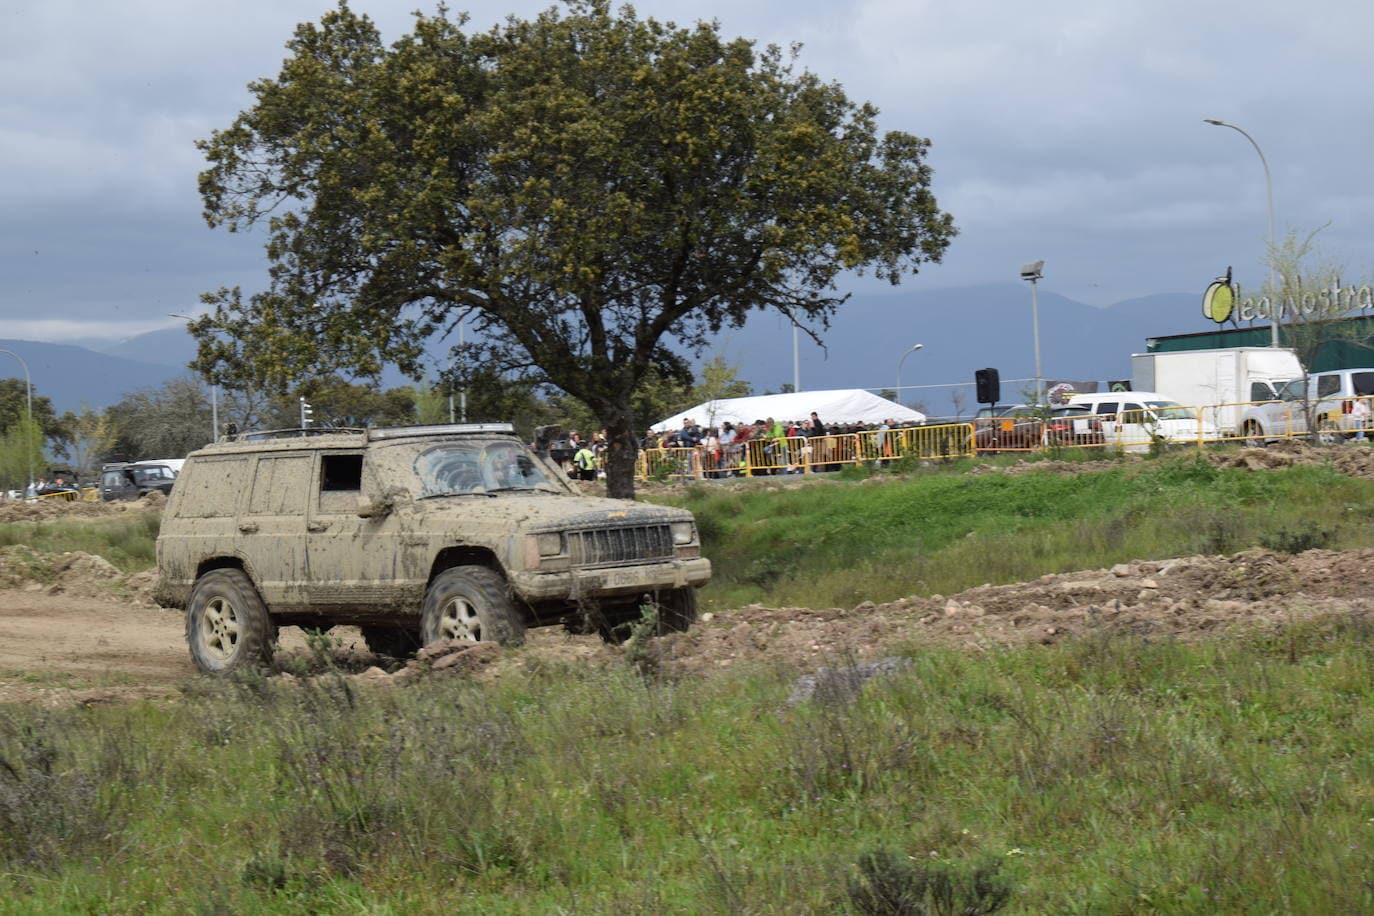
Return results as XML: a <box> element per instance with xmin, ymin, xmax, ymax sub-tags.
<box><xmin>1130</xmin><ymin>347</ymin><xmax>1303</xmax><ymax>435</ymax></box>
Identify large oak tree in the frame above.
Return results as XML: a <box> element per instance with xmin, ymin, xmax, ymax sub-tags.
<box><xmin>193</xmin><ymin>0</ymin><xmax>955</xmax><ymax>497</ymax></box>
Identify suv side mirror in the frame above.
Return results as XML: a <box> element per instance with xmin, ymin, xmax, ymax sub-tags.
<box><xmin>357</xmin><ymin>494</ymin><xmax>391</xmax><ymax>518</ymax></box>
<box><xmin>358</xmin><ymin>487</ymin><xmax>408</xmax><ymax>518</ymax></box>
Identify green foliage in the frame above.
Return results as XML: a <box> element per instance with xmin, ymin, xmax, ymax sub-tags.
<box><xmin>0</xmin><ymin>378</ymin><xmax>65</xmax><ymax>443</ymax></box>
<box><xmin>191</xmin><ymin>0</ymin><xmax>955</xmax><ymax>496</ymax></box>
<box><xmin>10</xmin><ymin>623</ymin><xmax>1374</xmax><ymax>909</ymax></box>
<box><xmin>105</xmin><ymin>377</ymin><xmax>213</xmax><ymax>460</ymax></box>
<box><xmin>846</xmin><ymin>849</ymin><xmax>1012</xmax><ymax>915</ymax></box>
<box><xmin>669</xmin><ymin>455</ymin><xmax>1374</xmax><ymax>609</ymax></box>
<box><xmin>0</xmin><ymin>416</ymin><xmax>46</xmax><ymax>491</ymax></box>
<box><xmin>0</xmin><ymin>513</ymin><xmax>160</xmax><ymax>573</ymax></box>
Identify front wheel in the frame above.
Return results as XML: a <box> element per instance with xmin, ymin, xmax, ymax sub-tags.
<box><xmin>185</xmin><ymin>568</ymin><xmax>276</xmax><ymax>675</ymax></box>
<box><xmin>653</xmin><ymin>588</ymin><xmax>699</xmax><ymax>634</ymax></box>
<box><xmin>420</xmin><ymin>566</ymin><xmax>525</xmax><ymax>647</ymax></box>
<box><xmin>1243</xmin><ymin>422</ymin><xmax>1266</xmax><ymax>448</ymax></box>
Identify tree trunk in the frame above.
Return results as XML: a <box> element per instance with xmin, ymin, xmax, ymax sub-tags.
<box><xmin>601</xmin><ymin>406</ymin><xmax>640</xmax><ymax>500</ymax></box>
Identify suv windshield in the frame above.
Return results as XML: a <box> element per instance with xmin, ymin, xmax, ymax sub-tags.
<box><xmin>412</xmin><ymin>440</ymin><xmax>560</xmax><ymax>498</ymax></box>
<box><xmin>1144</xmin><ymin>401</ymin><xmax>1197</xmax><ymax>421</ymax></box>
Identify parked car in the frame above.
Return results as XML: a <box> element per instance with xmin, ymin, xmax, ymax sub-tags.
<box><xmin>973</xmin><ymin>404</ymin><xmax>1044</xmax><ymax>452</ymax></box>
<box><xmin>101</xmin><ymin>461</ymin><xmax>178</xmax><ymax>501</ymax></box>
<box><xmin>1046</xmin><ymin>405</ymin><xmax>1105</xmax><ymax>448</ymax></box>
<box><xmin>1237</xmin><ymin>368</ymin><xmax>1374</xmax><ymax>444</ymax></box>
<box><xmin>1063</xmin><ymin>392</ymin><xmax>1218</xmax><ymax>451</ymax></box>
<box><xmin>155</xmin><ymin>422</ymin><xmax>710</xmax><ymax>675</ymax></box>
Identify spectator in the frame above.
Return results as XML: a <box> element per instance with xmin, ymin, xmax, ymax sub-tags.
<box><xmin>572</xmin><ymin>440</ymin><xmax>599</xmax><ymax>481</ymax></box>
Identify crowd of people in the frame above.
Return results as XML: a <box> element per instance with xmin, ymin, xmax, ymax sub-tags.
<box><xmin>547</xmin><ymin>412</ymin><xmax>937</xmax><ymax>481</ymax></box>
<box><xmin>642</xmin><ymin>413</ymin><xmax>926</xmax><ymax>477</ymax></box>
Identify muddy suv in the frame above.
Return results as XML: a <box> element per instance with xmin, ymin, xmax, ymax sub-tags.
<box><xmin>155</xmin><ymin>424</ymin><xmax>711</xmax><ymax>674</ymax></box>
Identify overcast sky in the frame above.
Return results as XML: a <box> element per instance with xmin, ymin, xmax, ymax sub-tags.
<box><xmin>3</xmin><ymin>0</ymin><xmax>1372</xmax><ymax>345</ymax></box>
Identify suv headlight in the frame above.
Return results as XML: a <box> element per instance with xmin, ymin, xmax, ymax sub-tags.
<box><xmin>670</xmin><ymin>521</ymin><xmax>697</xmax><ymax>546</ymax></box>
<box><xmin>534</xmin><ymin>532</ymin><xmax>564</xmax><ymax>557</ymax></box>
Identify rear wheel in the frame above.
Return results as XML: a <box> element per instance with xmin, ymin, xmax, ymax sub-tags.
<box><xmin>420</xmin><ymin>566</ymin><xmax>525</xmax><ymax>647</ymax></box>
<box><xmin>185</xmin><ymin>568</ymin><xmax>276</xmax><ymax>675</ymax></box>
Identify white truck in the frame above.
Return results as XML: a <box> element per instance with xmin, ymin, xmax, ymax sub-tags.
<box><xmin>1131</xmin><ymin>347</ymin><xmax>1303</xmax><ymax>436</ymax></box>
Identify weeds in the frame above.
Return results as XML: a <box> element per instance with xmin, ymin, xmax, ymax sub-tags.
<box><xmin>846</xmin><ymin>849</ymin><xmax>1013</xmax><ymax>915</ymax></box>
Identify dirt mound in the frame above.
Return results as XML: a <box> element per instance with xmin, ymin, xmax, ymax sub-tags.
<box><xmin>0</xmin><ymin>496</ymin><xmax>160</xmax><ymax>522</ymax></box>
<box><xmin>0</xmin><ymin>546</ymin><xmax>157</xmax><ymax>605</ymax></box>
<box><xmin>654</xmin><ymin>547</ymin><xmax>1374</xmax><ymax>676</ymax></box>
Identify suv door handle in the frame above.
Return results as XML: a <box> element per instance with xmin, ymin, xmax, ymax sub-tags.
<box><xmin>306</xmin><ymin>520</ymin><xmax>331</xmax><ymax>532</ymax></box>
<box><xmin>237</xmin><ymin>522</ymin><xmax>259</xmax><ymax>533</ymax></box>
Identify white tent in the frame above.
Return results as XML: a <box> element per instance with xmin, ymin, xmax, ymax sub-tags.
<box><xmin>653</xmin><ymin>389</ymin><xmax>925</xmax><ymax>432</ymax></box>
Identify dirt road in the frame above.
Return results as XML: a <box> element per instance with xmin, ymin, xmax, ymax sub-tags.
<box><xmin>4</xmin><ymin>545</ymin><xmax>1374</xmax><ymax>706</ymax></box>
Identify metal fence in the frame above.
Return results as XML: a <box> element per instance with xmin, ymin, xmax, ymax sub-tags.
<box><xmin>631</xmin><ymin>395</ymin><xmax>1374</xmax><ymax>480</ymax></box>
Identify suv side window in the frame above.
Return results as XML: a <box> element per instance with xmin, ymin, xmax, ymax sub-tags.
<box><xmin>1354</xmin><ymin>373</ymin><xmax>1374</xmax><ymax>397</ymax></box>
<box><xmin>318</xmin><ymin>453</ymin><xmax>364</xmax><ymax>514</ymax></box>
<box><xmin>1318</xmin><ymin>374</ymin><xmax>1341</xmax><ymax>398</ymax></box>
<box><xmin>1096</xmin><ymin>401</ymin><xmax>1119</xmax><ymax>418</ymax></box>
<box><xmin>248</xmin><ymin>456</ymin><xmax>311</xmax><ymax>516</ymax></box>
<box><xmin>176</xmin><ymin>458</ymin><xmax>250</xmax><ymax>518</ymax></box>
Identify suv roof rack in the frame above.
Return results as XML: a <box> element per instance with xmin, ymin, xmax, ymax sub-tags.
<box><xmin>367</xmin><ymin>423</ymin><xmax>515</xmax><ymax>440</ymax></box>
<box><xmin>224</xmin><ymin>427</ymin><xmax>366</xmax><ymax>443</ymax></box>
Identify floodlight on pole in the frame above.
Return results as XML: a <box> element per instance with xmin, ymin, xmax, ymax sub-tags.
<box><xmin>1203</xmin><ymin>118</ymin><xmax>1278</xmax><ymax>346</ymax></box>
<box><xmin>895</xmin><ymin>343</ymin><xmax>924</xmax><ymax>406</ymax></box>
<box><xmin>1020</xmin><ymin>261</ymin><xmax>1044</xmax><ymax>406</ymax></box>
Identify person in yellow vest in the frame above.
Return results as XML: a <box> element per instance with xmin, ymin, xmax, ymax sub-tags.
<box><xmin>573</xmin><ymin>443</ymin><xmax>598</xmax><ymax>481</ymax></box>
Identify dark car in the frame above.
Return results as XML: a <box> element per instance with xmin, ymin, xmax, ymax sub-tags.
<box><xmin>973</xmin><ymin>405</ymin><xmax>1044</xmax><ymax>453</ymax></box>
<box><xmin>1046</xmin><ymin>405</ymin><xmax>1106</xmax><ymax>448</ymax></box>
<box><xmin>101</xmin><ymin>462</ymin><xmax>178</xmax><ymax>501</ymax></box>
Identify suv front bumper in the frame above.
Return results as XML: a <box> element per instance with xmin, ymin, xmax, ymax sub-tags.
<box><xmin>511</xmin><ymin>557</ymin><xmax>711</xmax><ymax>602</ymax></box>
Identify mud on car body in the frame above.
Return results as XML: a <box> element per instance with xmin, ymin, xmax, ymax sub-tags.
<box><xmin>154</xmin><ymin>423</ymin><xmax>710</xmax><ymax>674</ymax></box>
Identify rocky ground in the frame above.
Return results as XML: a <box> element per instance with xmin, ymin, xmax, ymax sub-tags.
<box><xmin>1</xmin><ymin>442</ymin><xmax>1371</xmax><ymax>707</ymax></box>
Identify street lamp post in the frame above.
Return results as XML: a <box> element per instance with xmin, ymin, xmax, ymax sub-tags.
<box><xmin>1020</xmin><ymin>261</ymin><xmax>1044</xmax><ymax>406</ymax></box>
<box><xmin>0</xmin><ymin>348</ymin><xmax>34</xmax><ymax>492</ymax></box>
<box><xmin>1204</xmin><ymin>118</ymin><xmax>1278</xmax><ymax>346</ymax></box>
<box><xmin>895</xmin><ymin>343</ymin><xmax>924</xmax><ymax>406</ymax></box>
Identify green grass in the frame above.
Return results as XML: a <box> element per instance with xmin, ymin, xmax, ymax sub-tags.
<box><xmin>669</xmin><ymin>454</ymin><xmax>1374</xmax><ymax>609</ymax></box>
<box><xmin>5</xmin><ymin>453</ymin><xmax>1374</xmax><ymax>910</ymax></box>
<box><xmin>0</xmin><ymin>511</ymin><xmax>160</xmax><ymax>572</ymax></box>
<box><xmin>4</xmin><ymin>621</ymin><xmax>1374</xmax><ymax>911</ymax></box>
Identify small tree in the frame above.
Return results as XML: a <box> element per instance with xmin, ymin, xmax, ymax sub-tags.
<box><xmin>191</xmin><ymin>1</ymin><xmax>956</xmax><ymax>498</ymax></box>
<box><xmin>0</xmin><ymin>417</ymin><xmax>45</xmax><ymax>492</ymax></box>
<box><xmin>1264</xmin><ymin>228</ymin><xmax>1374</xmax><ymax>440</ymax></box>
<box><xmin>58</xmin><ymin>407</ymin><xmax>119</xmax><ymax>479</ymax></box>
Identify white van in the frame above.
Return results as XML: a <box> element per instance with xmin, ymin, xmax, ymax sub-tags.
<box><xmin>1064</xmin><ymin>392</ymin><xmax>1218</xmax><ymax>451</ymax></box>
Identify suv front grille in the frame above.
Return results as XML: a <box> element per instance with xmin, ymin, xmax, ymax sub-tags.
<box><xmin>568</xmin><ymin>525</ymin><xmax>674</xmax><ymax>566</ymax></box>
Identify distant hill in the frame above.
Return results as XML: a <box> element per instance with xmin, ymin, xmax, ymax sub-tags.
<box><xmin>98</xmin><ymin>327</ymin><xmax>199</xmax><ymax>368</ymax></box>
<box><xmin>5</xmin><ymin>284</ymin><xmax>1218</xmax><ymax>416</ymax></box>
<box><xmin>703</xmin><ymin>285</ymin><xmax>1207</xmax><ymax>414</ymax></box>
<box><xmin>0</xmin><ymin>339</ymin><xmax>187</xmax><ymax>413</ymax></box>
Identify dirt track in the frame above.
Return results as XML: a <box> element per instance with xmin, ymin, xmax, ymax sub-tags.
<box><xmin>2</xmin><ymin>442</ymin><xmax>1373</xmax><ymax>706</ymax></box>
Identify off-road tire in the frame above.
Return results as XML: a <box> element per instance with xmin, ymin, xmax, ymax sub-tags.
<box><xmin>186</xmin><ymin>568</ymin><xmax>276</xmax><ymax>675</ymax></box>
<box><xmin>361</xmin><ymin>626</ymin><xmax>422</xmax><ymax>659</ymax></box>
<box><xmin>654</xmin><ymin>588</ymin><xmax>698</xmax><ymax>634</ymax></box>
<box><xmin>420</xmin><ymin>566</ymin><xmax>525</xmax><ymax>647</ymax></box>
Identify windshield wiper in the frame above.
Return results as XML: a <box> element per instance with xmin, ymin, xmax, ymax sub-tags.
<box><xmin>416</xmin><ymin>491</ymin><xmax>497</xmax><ymax>500</ymax></box>
<box><xmin>485</xmin><ymin>486</ymin><xmax>556</xmax><ymax>494</ymax></box>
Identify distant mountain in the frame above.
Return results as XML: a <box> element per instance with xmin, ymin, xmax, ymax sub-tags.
<box><xmin>710</xmin><ymin>285</ymin><xmax>1207</xmax><ymax>415</ymax></box>
<box><xmin>0</xmin><ymin>339</ymin><xmax>188</xmax><ymax>413</ymax></box>
<box><xmin>97</xmin><ymin>327</ymin><xmax>199</xmax><ymax>369</ymax></box>
<box><xmin>6</xmin><ymin>284</ymin><xmax>1220</xmax><ymax>416</ymax></box>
